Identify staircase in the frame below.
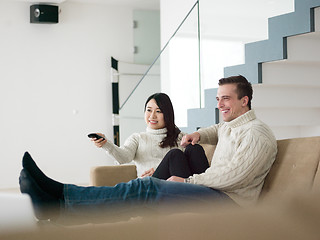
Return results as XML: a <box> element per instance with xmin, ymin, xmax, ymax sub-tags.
<box><xmin>182</xmin><ymin>0</ymin><xmax>320</xmax><ymax>140</ymax></box>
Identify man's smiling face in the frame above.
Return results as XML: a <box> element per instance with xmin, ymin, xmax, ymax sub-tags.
<box><xmin>216</xmin><ymin>83</ymin><xmax>249</xmax><ymax>122</ymax></box>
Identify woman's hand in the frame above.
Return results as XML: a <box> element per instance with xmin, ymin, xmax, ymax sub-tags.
<box><xmin>166</xmin><ymin>176</ymin><xmax>185</xmax><ymax>182</ymax></box>
<box><xmin>141</xmin><ymin>168</ymin><xmax>155</xmax><ymax>178</ymax></box>
<box><xmin>91</xmin><ymin>133</ymin><xmax>107</xmax><ymax>148</ymax></box>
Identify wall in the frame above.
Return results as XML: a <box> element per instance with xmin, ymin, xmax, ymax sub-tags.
<box><xmin>0</xmin><ymin>1</ymin><xmax>135</xmax><ymax>189</ymax></box>
<box><xmin>133</xmin><ymin>10</ymin><xmax>160</xmax><ymax>64</ymax></box>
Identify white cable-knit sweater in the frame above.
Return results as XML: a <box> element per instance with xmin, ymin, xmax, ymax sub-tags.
<box><xmin>193</xmin><ymin>110</ymin><xmax>277</xmax><ymax>206</ymax></box>
<box><xmin>102</xmin><ymin>127</ymin><xmax>185</xmax><ymax>177</ymax></box>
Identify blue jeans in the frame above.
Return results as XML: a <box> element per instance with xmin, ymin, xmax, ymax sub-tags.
<box><xmin>61</xmin><ymin>177</ymin><xmax>232</xmax><ymax>221</ymax></box>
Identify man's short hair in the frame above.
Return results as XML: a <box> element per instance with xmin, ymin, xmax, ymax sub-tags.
<box><xmin>218</xmin><ymin>75</ymin><xmax>253</xmax><ymax>110</ymax></box>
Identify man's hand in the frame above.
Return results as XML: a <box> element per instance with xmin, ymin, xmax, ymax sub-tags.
<box><xmin>166</xmin><ymin>176</ymin><xmax>185</xmax><ymax>182</ymax></box>
<box><xmin>141</xmin><ymin>168</ymin><xmax>155</xmax><ymax>178</ymax></box>
<box><xmin>181</xmin><ymin>132</ymin><xmax>200</xmax><ymax>147</ymax></box>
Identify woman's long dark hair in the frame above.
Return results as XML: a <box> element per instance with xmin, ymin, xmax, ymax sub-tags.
<box><xmin>145</xmin><ymin>93</ymin><xmax>181</xmax><ymax>148</ymax></box>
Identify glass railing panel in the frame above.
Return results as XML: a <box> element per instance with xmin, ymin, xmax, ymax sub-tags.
<box><xmin>118</xmin><ymin>1</ymin><xmax>200</xmax><ymax>142</ymax></box>
<box><xmin>160</xmin><ymin>1</ymin><xmax>200</xmax><ymax>128</ymax></box>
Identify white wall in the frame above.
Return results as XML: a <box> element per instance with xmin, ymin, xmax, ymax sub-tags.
<box><xmin>0</xmin><ymin>1</ymin><xmax>135</xmax><ymax>189</ymax></box>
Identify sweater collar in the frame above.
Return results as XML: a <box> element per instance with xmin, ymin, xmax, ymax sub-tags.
<box><xmin>225</xmin><ymin>110</ymin><xmax>256</xmax><ymax>128</ymax></box>
<box><xmin>146</xmin><ymin>127</ymin><xmax>167</xmax><ymax>135</ymax></box>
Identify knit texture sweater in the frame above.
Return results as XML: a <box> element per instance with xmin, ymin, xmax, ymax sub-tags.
<box><xmin>193</xmin><ymin>110</ymin><xmax>277</xmax><ymax>206</ymax></box>
<box><xmin>102</xmin><ymin>127</ymin><xmax>185</xmax><ymax>177</ymax></box>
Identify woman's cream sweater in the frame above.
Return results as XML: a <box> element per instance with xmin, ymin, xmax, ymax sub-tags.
<box><xmin>102</xmin><ymin>127</ymin><xmax>185</xmax><ymax>177</ymax></box>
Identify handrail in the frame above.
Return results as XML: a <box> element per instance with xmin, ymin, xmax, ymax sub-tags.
<box><xmin>119</xmin><ymin>0</ymin><xmax>199</xmax><ymax>110</ymax></box>
<box><xmin>197</xmin><ymin>0</ymin><xmax>202</xmax><ymax>108</ymax></box>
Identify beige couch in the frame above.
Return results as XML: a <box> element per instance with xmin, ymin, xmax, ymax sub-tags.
<box><xmin>91</xmin><ymin>136</ymin><xmax>320</xmax><ymax>203</ymax></box>
<box><xmin>1</xmin><ymin>136</ymin><xmax>320</xmax><ymax>240</ymax></box>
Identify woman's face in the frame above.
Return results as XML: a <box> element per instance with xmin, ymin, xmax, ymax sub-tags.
<box><xmin>144</xmin><ymin>99</ymin><xmax>166</xmax><ymax>130</ymax></box>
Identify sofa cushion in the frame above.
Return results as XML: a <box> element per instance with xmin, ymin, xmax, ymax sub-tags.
<box><xmin>313</xmin><ymin>158</ymin><xmax>320</xmax><ymax>192</ymax></box>
<box><xmin>259</xmin><ymin>136</ymin><xmax>320</xmax><ymax>202</ymax></box>
<box><xmin>91</xmin><ymin>165</ymin><xmax>137</xmax><ymax>187</ymax></box>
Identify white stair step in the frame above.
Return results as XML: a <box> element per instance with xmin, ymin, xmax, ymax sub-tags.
<box><xmin>252</xmin><ymin>84</ymin><xmax>320</xmax><ymax>108</ymax></box>
<box><xmin>254</xmin><ymin>107</ymin><xmax>320</xmax><ymax>127</ymax></box>
<box><xmin>287</xmin><ymin>31</ymin><xmax>320</xmax><ymax>62</ymax></box>
<box><xmin>262</xmin><ymin>60</ymin><xmax>320</xmax><ymax>86</ymax></box>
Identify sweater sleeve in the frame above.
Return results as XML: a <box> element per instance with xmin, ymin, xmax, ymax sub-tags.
<box><xmin>102</xmin><ymin>133</ymin><xmax>139</xmax><ymax>164</ymax></box>
<box><xmin>197</xmin><ymin>124</ymin><xmax>219</xmax><ymax>145</ymax></box>
<box><xmin>191</xmin><ymin>128</ymin><xmax>277</xmax><ymax>191</ymax></box>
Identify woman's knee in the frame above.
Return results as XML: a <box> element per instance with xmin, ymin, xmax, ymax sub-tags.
<box><xmin>161</xmin><ymin>149</ymin><xmax>187</xmax><ymax>167</ymax></box>
<box><xmin>185</xmin><ymin>144</ymin><xmax>204</xmax><ymax>154</ymax></box>
<box><xmin>165</xmin><ymin>149</ymin><xmax>184</xmax><ymax>159</ymax></box>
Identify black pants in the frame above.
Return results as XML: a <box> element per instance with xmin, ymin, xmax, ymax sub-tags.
<box><xmin>152</xmin><ymin>144</ymin><xmax>210</xmax><ymax>180</ymax></box>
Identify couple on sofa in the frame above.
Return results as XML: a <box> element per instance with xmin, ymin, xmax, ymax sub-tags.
<box><xmin>19</xmin><ymin>75</ymin><xmax>277</xmax><ymax>222</ymax></box>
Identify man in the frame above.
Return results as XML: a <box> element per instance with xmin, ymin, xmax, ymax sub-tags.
<box><xmin>19</xmin><ymin>75</ymin><xmax>277</xmax><ymax>222</ymax></box>
<box><xmin>167</xmin><ymin>75</ymin><xmax>277</xmax><ymax>206</ymax></box>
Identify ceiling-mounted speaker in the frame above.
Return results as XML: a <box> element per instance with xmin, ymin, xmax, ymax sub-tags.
<box><xmin>30</xmin><ymin>4</ymin><xmax>59</xmax><ymax>24</ymax></box>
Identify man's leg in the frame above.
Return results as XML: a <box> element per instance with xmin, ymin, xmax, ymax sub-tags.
<box><xmin>22</xmin><ymin>152</ymin><xmax>63</xmax><ymax>200</ymax></box>
<box><xmin>19</xmin><ymin>152</ymin><xmax>232</xmax><ymax>222</ymax></box>
<box><xmin>62</xmin><ymin>177</ymin><xmax>232</xmax><ymax>219</ymax></box>
<box><xmin>19</xmin><ymin>169</ymin><xmax>60</xmax><ymax>220</ymax></box>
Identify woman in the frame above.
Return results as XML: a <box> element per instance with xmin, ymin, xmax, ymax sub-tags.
<box><xmin>90</xmin><ymin>93</ymin><xmax>185</xmax><ymax>178</ymax></box>
<box><xmin>18</xmin><ymin>94</ymin><xmax>213</xmax><ymax>221</ymax></box>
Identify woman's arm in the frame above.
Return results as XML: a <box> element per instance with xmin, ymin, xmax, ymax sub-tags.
<box><xmin>101</xmin><ymin>133</ymin><xmax>140</xmax><ymax>164</ymax></box>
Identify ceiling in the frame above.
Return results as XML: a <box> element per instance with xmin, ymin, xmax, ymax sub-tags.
<box><xmin>19</xmin><ymin>0</ymin><xmax>160</xmax><ymax>9</ymax></box>
<box><xmin>17</xmin><ymin>0</ymin><xmax>293</xmax><ymax>15</ymax></box>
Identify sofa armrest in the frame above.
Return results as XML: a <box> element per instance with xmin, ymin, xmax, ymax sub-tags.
<box><xmin>90</xmin><ymin>165</ymin><xmax>137</xmax><ymax>187</ymax></box>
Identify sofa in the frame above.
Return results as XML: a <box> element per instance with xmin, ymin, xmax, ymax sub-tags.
<box><xmin>1</xmin><ymin>136</ymin><xmax>320</xmax><ymax>240</ymax></box>
<box><xmin>91</xmin><ymin>136</ymin><xmax>320</xmax><ymax>203</ymax></box>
